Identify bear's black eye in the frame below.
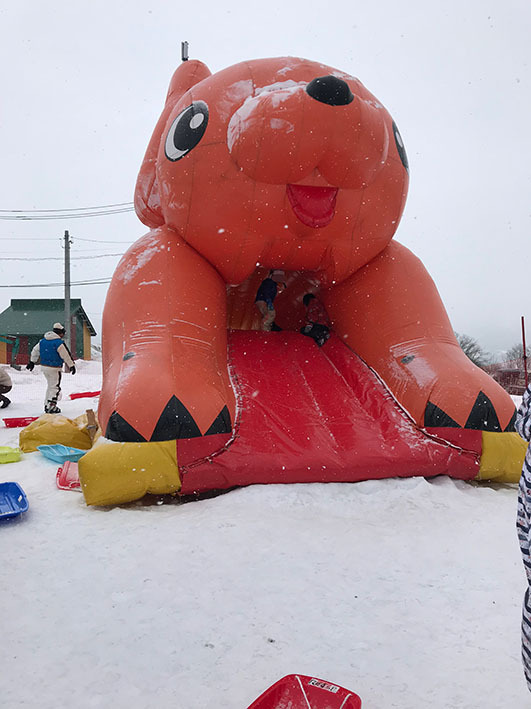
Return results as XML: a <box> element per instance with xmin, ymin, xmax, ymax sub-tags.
<box><xmin>164</xmin><ymin>101</ymin><xmax>209</xmax><ymax>161</ymax></box>
<box><xmin>392</xmin><ymin>121</ymin><xmax>409</xmax><ymax>173</ymax></box>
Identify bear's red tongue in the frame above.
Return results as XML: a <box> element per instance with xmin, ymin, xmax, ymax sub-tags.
<box><xmin>286</xmin><ymin>184</ymin><xmax>338</xmax><ymax>228</ymax></box>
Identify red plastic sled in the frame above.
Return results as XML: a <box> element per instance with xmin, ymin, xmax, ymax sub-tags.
<box><xmin>56</xmin><ymin>461</ymin><xmax>81</xmax><ymax>490</ymax></box>
<box><xmin>247</xmin><ymin>674</ymin><xmax>362</xmax><ymax>708</ymax></box>
<box><xmin>69</xmin><ymin>390</ymin><xmax>101</xmax><ymax>400</ymax></box>
<box><xmin>3</xmin><ymin>416</ymin><xmax>39</xmax><ymax>428</ymax></box>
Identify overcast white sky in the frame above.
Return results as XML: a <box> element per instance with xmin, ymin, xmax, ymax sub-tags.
<box><xmin>0</xmin><ymin>1</ymin><xmax>529</xmax><ymax>358</ymax></box>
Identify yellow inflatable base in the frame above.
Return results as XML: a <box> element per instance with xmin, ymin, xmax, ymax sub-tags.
<box><xmin>77</xmin><ymin>430</ymin><xmax>525</xmax><ymax>505</ymax></box>
<box><xmin>19</xmin><ymin>413</ymin><xmax>94</xmax><ymax>453</ymax></box>
<box><xmin>78</xmin><ymin>439</ymin><xmax>180</xmax><ymax>506</ymax></box>
<box><xmin>477</xmin><ymin>431</ymin><xmax>527</xmax><ymax>483</ymax></box>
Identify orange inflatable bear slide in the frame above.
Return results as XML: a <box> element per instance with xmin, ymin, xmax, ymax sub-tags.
<box><xmin>78</xmin><ymin>55</ymin><xmax>525</xmax><ymax>505</ymax></box>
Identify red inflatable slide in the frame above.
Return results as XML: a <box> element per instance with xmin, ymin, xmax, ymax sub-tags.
<box><xmin>178</xmin><ymin>331</ymin><xmax>479</xmax><ymax>495</ymax></box>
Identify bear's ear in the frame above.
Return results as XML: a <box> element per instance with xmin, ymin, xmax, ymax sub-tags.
<box><xmin>134</xmin><ymin>60</ymin><xmax>212</xmax><ymax>228</ymax></box>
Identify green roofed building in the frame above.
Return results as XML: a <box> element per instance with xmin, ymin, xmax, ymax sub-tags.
<box><xmin>0</xmin><ymin>299</ymin><xmax>96</xmax><ymax>365</ymax></box>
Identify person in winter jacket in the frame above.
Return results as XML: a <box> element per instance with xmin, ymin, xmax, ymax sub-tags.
<box><xmin>26</xmin><ymin>322</ymin><xmax>76</xmax><ymax>413</ymax></box>
<box><xmin>516</xmin><ymin>382</ymin><xmax>531</xmax><ymax>692</ymax></box>
<box><xmin>0</xmin><ymin>366</ymin><xmax>13</xmax><ymax>408</ymax></box>
<box><xmin>300</xmin><ymin>293</ymin><xmax>331</xmax><ymax>347</ymax></box>
<box><xmin>255</xmin><ymin>270</ymin><xmax>286</xmax><ymax>331</ymax></box>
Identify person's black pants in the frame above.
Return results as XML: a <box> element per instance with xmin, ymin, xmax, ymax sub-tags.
<box><xmin>300</xmin><ymin>323</ymin><xmax>330</xmax><ymax>347</ymax></box>
<box><xmin>0</xmin><ymin>384</ymin><xmax>12</xmax><ymax>408</ymax></box>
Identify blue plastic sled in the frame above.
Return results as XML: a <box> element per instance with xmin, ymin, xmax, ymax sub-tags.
<box><xmin>0</xmin><ymin>482</ymin><xmax>29</xmax><ymax>520</ymax></box>
<box><xmin>37</xmin><ymin>444</ymin><xmax>87</xmax><ymax>464</ymax></box>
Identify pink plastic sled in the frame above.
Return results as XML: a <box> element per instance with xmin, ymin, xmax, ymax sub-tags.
<box><xmin>56</xmin><ymin>461</ymin><xmax>81</xmax><ymax>490</ymax></box>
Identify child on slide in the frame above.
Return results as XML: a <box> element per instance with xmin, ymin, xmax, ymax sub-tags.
<box><xmin>255</xmin><ymin>270</ymin><xmax>286</xmax><ymax>331</ymax></box>
<box><xmin>300</xmin><ymin>293</ymin><xmax>331</xmax><ymax>347</ymax></box>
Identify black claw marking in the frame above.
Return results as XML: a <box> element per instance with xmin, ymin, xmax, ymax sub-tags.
<box><xmin>106</xmin><ymin>412</ymin><xmax>146</xmax><ymax>442</ymax></box>
<box><xmin>105</xmin><ymin>398</ymin><xmax>232</xmax><ymax>443</ymax></box>
<box><xmin>424</xmin><ymin>402</ymin><xmax>460</xmax><ymax>428</ymax></box>
<box><xmin>150</xmin><ymin>395</ymin><xmax>202</xmax><ymax>441</ymax></box>
<box><xmin>504</xmin><ymin>408</ymin><xmax>517</xmax><ymax>432</ymax></box>
<box><xmin>205</xmin><ymin>405</ymin><xmax>232</xmax><ymax>436</ymax></box>
<box><xmin>464</xmin><ymin>391</ymin><xmax>501</xmax><ymax>432</ymax></box>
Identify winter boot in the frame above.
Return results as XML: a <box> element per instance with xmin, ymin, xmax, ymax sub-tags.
<box><xmin>45</xmin><ymin>401</ymin><xmax>61</xmax><ymax>414</ymax></box>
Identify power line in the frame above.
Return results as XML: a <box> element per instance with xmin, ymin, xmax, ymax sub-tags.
<box><xmin>75</xmin><ymin>247</ymin><xmax>129</xmax><ymax>253</ymax></box>
<box><xmin>0</xmin><ymin>236</ymin><xmax>135</xmax><ymax>243</ymax></box>
<box><xmin>0</xmin><ymin>201</ymin><xmax>133</xmax><ymax>214</ymax></box>
<box><xmin>74</xmin><ymin>253</ymin><xmax>123</xmax><ymax>260</ymax></box>
<box><xmin>71</xmin><ymin>253</ymin><xmax>123</xmax><ymax>260</ymax></box>
<box><xmin>74</xmin><ymin>237</ymin><xmax>136</xmax><ymax>244</ymax></box>
<box><xmin>0</xmin><ymin>253</ymin><xmax>123</xmax><ymax>262</ymax></box>
<box><xmin>0</xmin><ymin>277</ymin><xmax>112</xmax><ymax>288</ymax></box>
<box><xmin>0</xmin><ymin>207</ymin><xmax>135</xmax><ymax>220</ymax></box>
<box><xmin>0</xmin><ymin>237</ymin><xmax>66</xmax><ymax>241</ymax></box>
<box><xmin>0</xmin><ymin>247</ymin><xmax>126</xmax><ymax>255</ymax></box>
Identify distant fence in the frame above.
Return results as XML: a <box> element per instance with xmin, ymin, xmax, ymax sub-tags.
<box><xmin>485</xmin><ymin>358</ymin><xmax>527</xmax><ymax>395</ymax></box>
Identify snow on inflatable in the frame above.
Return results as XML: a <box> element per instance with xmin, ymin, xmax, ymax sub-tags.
<box><xmin>79</xmin><ymin>55</ymin><xmax>526</xmax><ymax>505</ymax></box>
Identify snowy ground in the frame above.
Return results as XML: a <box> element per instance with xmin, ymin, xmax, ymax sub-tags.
<box><xmin>1</xmin><ymin>361</ymin><xmax>529</xmax><ymax>708</ymax></box>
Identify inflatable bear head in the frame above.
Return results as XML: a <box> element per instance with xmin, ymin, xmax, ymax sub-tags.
<box><xmin>135</xmin><ymin>56</ymin><xmax>409</xmax><ymax>285</ymax></box>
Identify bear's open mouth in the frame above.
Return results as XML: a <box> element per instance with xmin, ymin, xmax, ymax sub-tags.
<box><xmin>286</xmin><ymin>184</ymin><xmax>338</xmax><ymax>228</ymax></box>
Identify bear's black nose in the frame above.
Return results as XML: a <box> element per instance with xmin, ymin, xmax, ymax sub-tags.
<box><xmin>306</xmin><ymin>75</ymin><xmax>354</xmax><ymax>106</ymax></box>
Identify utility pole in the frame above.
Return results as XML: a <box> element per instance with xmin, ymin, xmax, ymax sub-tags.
<box><xmin>64</xmin><ymin>230</ymin><xmax>71</xmax><ymax>350</ymax></box>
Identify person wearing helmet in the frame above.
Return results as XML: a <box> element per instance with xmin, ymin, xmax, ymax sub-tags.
<box><xmin>26</xmin><ymin>322</ymin><xmax>76</xmax><ymax>413</ymax></box>
<box><xmin>255</xmin><ymin>269</ymin><xmax>286</xmax><ymax>331</ymax></box>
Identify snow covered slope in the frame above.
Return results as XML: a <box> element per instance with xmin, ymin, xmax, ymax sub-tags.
<box><xmin>0</xmin><ymin>362</ymin><xmax>529</xmax><ymax>707</ymax></box>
